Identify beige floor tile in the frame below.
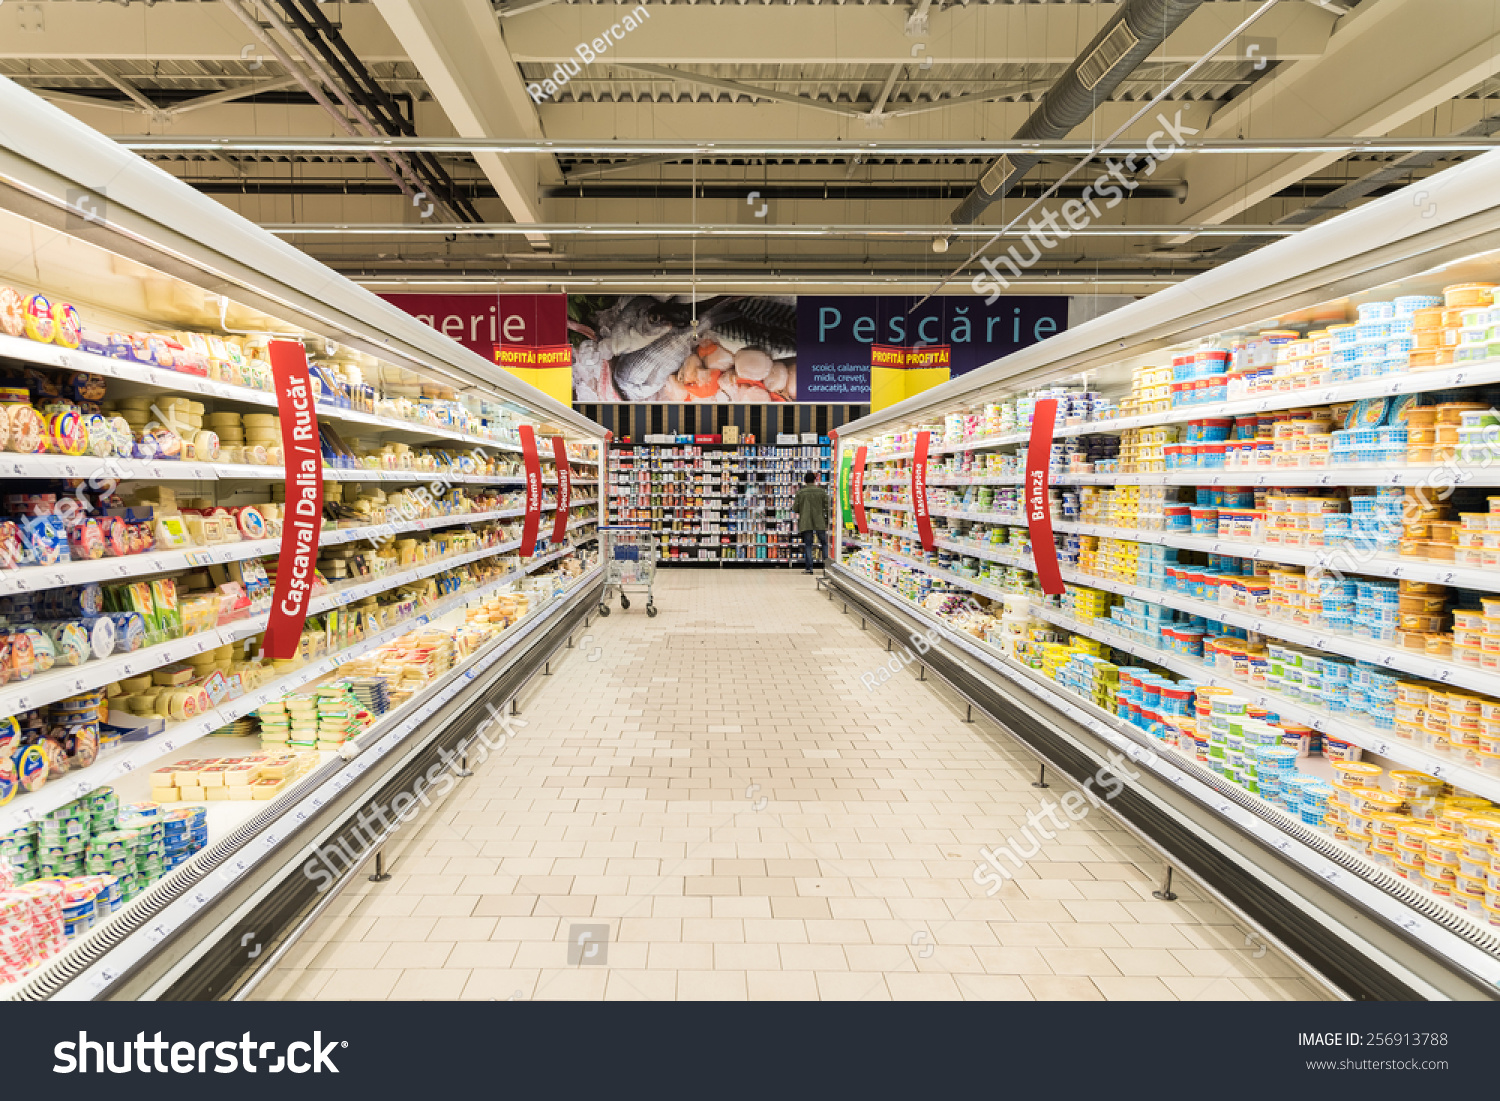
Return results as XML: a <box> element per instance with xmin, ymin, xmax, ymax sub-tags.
<box><xmin>1093</xmin><ymin>976</ymin><xmax>1178</xmax><ymax>1001</ymax></box>
<box><xmin>1024</xmin><ymin>975</ymin><xmax>1107</xmax><ymax>1001</ymax></box>
<box><xmin>885</xmin><ymin>972</ymin><xmax>963</xmax><ymax>1000</ymax></box>
<box><xmin>953</xmin><ymin>973</ymin><xmax>1035</xmax><ymax>1001</ymax></box>
<box><xmin>747</xmin><ymin>970</ymin><xmax>819</xmax><ymax>1000</ymax></box>
<box><xmin>677</xmin><ymin>970</ymin><xmax>748</xmax><ymax>1000</ymax></box>
<box><xmin>316</xmin><ymin>969</ymin><xmax>401</xmax><ymax>1000</ymax></box>
<box><xmin>605</xmin><ymin>970</ymin><xmax>678</xmax><ymax>1001</ymax></box>
<box><xmin>377</xmin><ymin>942</ymin><xmax>454</xmax><ymax>969</ymax></box>
<box><xmin>389</xmin><ymin>968</ymin><xmax>472</xmax><ymax>1000</ymax></box>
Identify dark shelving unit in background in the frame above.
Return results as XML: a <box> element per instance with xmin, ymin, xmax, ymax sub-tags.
<box><xmin>606</xmin><ymin>441</ymin><xmax>833</xmax><ymax>565</ymax></box>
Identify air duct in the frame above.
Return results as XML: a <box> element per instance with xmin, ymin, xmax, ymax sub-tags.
<box><xmin>946</xmin><ymin>0</ymin><xmax>1204</xmax><ymax>231</ymax></box>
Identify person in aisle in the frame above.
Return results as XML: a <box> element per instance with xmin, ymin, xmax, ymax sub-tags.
<box><xmin>794</xmin><ymin>471</ymin><xmax>829</xmax><ymax>574</ymax></box>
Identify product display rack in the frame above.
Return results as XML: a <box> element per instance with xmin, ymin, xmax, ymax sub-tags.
<box><xmin>606</xmin><ymin>442</ymin><xmax>832</xmax><ymax>564</ymax></box>
<box><xmin>831</xmin><ymin>149</ymin><xmax>1500</xmax><ymax>999</ymax></box>
<box><xmin>0</xmin><ymin>82</ymin><xmax>607</xmax><ymax>999</ymax></box>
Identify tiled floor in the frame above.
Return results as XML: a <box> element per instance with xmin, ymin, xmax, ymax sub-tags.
<box><xmin>255</xmin><ymin>569</ymin><xmax>1330</xmax><ymax>1001</ymax></box>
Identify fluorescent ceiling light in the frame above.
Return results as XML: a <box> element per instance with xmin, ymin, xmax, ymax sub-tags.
<box><xmin>112</xmin><ymin>137</ymin><xmax>1500</xmax><ymax>157</ymax></box>
<box><xmin>351</xmin><ymin>276</ymin><xmax>1183</xmax><ymax>288</ymax></box>
<box><xmin>266</xmin><ymin>222</ymin><xmax>1295</xmax><ymax>238</ymax></box>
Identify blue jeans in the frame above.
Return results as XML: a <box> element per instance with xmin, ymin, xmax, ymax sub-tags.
<box><xmin>800</xmin><ymin>529</ymin><xmax>827</xmax><ymax>570</ymax></box>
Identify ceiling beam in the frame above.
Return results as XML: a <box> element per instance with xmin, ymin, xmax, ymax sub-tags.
<box><xmin>0</xmin><ymin>1</ymin><xmax>1334</xmax><ymax>65</ymax></box>
<box><xmin>1170</xmin><ymin>0</ymin><xmax>1500</xmax><ymax>240</ymax></box>
<box><xmin>371</xmin><ymin>0</ymin><xmax>556</xmax><ymax>243</ymax></box>
<box><xmin>501</xmin><ymin>2</ymin><xmax>1336</xmax><ymax>65</ymax></box>
<box><xmin>162</xmin><ymin>77</ymin><xmax>304</xmax><ymax>118</ymax></box>
<box><xmin>0</xmin><ymin>2</ymin><xmax>407</xmax><ymax>61</ymax></box>
<box><xmin>614</xmin><ymin>64</ymin><xmax>867</xmax><ymax>117</ymax></box>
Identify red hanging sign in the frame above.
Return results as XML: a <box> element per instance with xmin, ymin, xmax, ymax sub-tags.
<box><xmin>911</xmin><ymin>430</ymin><xmax>935</xmax><ymax>552</ymax></box>
<box><xmin>852</xmin><ymin>446</ymin><xmax>868</xmax><ymax>534</ymax></box>
<box><xmin>550</xmin><ymin>436</ymin><xmax>570</xmax><ymax>545</ymax></box>
<box><xmin>1026</xmin><ymin>398</ymin><xmax>1065</xmax><ymax>595</ymax></box>
<box><xmin>262</xmin><ymin>340</ymin><xmax>324</xmax><ymax>659</ymax></box>
<box><xmin>519</xmin><ymin>424</ymin><xmax>543</xmax><ymax>557</ymax></box>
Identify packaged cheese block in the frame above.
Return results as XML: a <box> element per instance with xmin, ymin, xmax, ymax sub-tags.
<box><xmin>225</xmin><ymin>785</ymin><xmax>254</xmax><ymax>801</ymax></box>
<box><xmin>205</xmin><ymin>787</ymin><xmax>231</xmax><ymax>802</ymax></box>
<box><xmin>177</xmin><ymin>785</ymin><xmax>204</xmax><ymax>803</ymax></box>
<box><xmin>250</xmin><ymin>778</ymin><xmax>284</xmax><ymax>800</ymax></box>
<box><xmin>153</xmin><ymin>664</ymin><xmax>194</xmax><ymax>687</ymax></box>
<box><xmin>196</xmin><ymin>764</ymin><xmax>228</xmax><ymax>788</ymax></box>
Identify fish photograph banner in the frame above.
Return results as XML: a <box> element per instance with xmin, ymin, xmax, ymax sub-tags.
<box><xmin>567</xmin><ymin>294</ymin><xmax>1067</xmax><ymax>403</ymax></box>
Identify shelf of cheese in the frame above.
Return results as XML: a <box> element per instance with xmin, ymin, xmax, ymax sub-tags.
<box><xmin>0</xmin><ymin>513</ymin><xmax>599</xmax><ymax>720</ymax></box>
<box><xmin>0</xmin><ymin>539</ymin><xmax>596</xmax><ymax>834</ymax></box>
<box><xmin>865</xmin><ymin>359</ymin><xmax>1500</xmax><ymax>463</ymax></box>
<box><xmin>0</xmin><ymin>332</ymin><xmax>544</xmax><ymax>457</ymax></box>
<box><xmin>856</xmin><ymin>503</ymin><xmax>1500</xmax><ymax>697</ymax></box>
<box><xmin>0</xmin><ymin>497</ymin><xmax>598</xmax><ymax>597</ymax></box>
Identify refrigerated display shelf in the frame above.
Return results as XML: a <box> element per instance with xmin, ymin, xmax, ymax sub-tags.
<box><xmin>0</xmin><ymin>537</ymin><xmax>595</xmax><ymax>835</ymax></box>
<box><xmin>0</xmin><ymin>332</ymin><xmax>530</xmax><ymax>455</ymax></box>
<box><xmin>0</xmin><ymin>520</ymin><xmax>598</xmax><ymax>719</ymax></box>
<box><xmin>861</xmin><ymin>359</ymin><xmax>1500</xmax><ymax>463</ymax></box>
<box><xmin>1028</xmin><ymin>600</ymin><xmax>1500</xmax><ymax>804</ymax></box>
<box><xmin>831</xmin><ymin>562</ymin><xmax>1500</xmax><ymax>994</ymax></box>
<box><xmin>12</xmin><ymin>559</ymin><xmax>604</xmax><ymax>1001</ymax></box>
<box><xmin>866</xmin><ymin>466</ymin><xmax>1500</xmax><ymax>489</ymax></box>
<box><xmin>853</xmin><ymin>524</ymin><xmax>1500</xmax><ymax>698</ymax></box>
<box><xmin>0</xmin><ymin>500</ymin><xmax>598</xmax><ymax>595</ymax></box>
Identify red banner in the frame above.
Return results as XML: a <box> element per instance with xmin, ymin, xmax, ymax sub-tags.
<box><xmin>1026</xmin><ymin>398</ymin><xmax>1064</xmax><ymax>596</ymax></box>
<box><xmin>262</xmin><ymin>341</ymin><xmax>324</xmax><ymax>659</ymax></box>
<box><xmin>852</xmin><ymin>446</ymin><xmax>868</xmax><ymax>534</ymax></box>
<box><xmin>519</xmin><ymin>425</ymin><xmax>543</xmax><ymax>557</ymax></box>
<box><xmin>550</xmin><ymin>436</ymin><xmax>570</xmax><ymax>545</ymax></box>
<box><xmin>911</xmin><ymin>430</ymin><xmax>934</xmax><ymax>552</ymax></box>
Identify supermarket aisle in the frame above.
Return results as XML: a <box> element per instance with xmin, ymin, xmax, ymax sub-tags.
<box><xmin>256</xmin><ymin>571</ymin><xmax>1328</xmax><ymax>1001</ymax></box>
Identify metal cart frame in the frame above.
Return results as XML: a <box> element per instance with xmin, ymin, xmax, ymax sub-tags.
<box><xmin>598</xmin><ymin>525</ymin><xmax>658</xmax><ymax>617</ymax></box>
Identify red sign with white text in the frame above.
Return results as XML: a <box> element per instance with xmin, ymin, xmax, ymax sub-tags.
<box><xmin>519</xmin><ymin>424</ymin><xmax>543</xmax><ymax>558</ymax></box>
<box><xmin>852</xmin><ymin>446</ymin><xmax>868</xmax><ymax>534</ymax></box>
<box><xmin>911</xmin><ymin>431</ymin><xmax>935</xmax><ymax>552</ymax></box>
<box><xmin>378</xmin><ymin>294</ymin><xmax>568</xmax><ymax>361</ymax></box>
<box><xmin>551</xmin><ymin>436</ymin><xmax>570</xmax><ymax>545</ymax></box>
<box><xmin>262</xmin><ymin>341</ymin><xmax>324</xmax><ymax>659</ymax></box>
<box><xmin>1026</xmin><ymin>398</ymin><xmax>1064</xmax><ymax>595</ymax></box>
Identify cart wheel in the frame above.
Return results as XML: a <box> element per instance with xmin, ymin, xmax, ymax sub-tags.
<box><xmin>646</xmin><ymin>604</ymin><xmax>658</xmax><ymax>618</ymax></box>
<box><xmin>598</xmin><ymin>603</ymin><xmax>611</xmax><ymax>617</ymax></box>
<box><xmin>620</xmin><ymin>594</ymin><xmax>631</xmax><ymax>610</ymax></box>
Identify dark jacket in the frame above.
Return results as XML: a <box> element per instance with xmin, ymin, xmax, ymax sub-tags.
<box><xmin>793</xmin><ymin>484</ymin><xmax>829</xmax><ymax>532</ymax></box>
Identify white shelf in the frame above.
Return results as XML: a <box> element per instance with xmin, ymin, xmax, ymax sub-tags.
<box><xmin>0</xmin><ymin>541</ymin><xmax>597</xmax><ymax>833</ymax></box>
<box><xmin>1051</xmin><ymin>520</ymin><xmax>1497</xmax><ymax>592</ymax></box>
<box><xmin>0</xmin><ymin>332</ymin><xmax>528</xmax><ymax>454</ymax></box>
<box><xmin>0</xmin><ymin>528</ymin><xmax>598</xmax><ymax>719</ymax></box>
<box><xmin>859</xmin><ymin>360</ymin><xmax>1500</xmax><ymax>461</ymax></box>
<box><xmin>854</xmin><ymin>535</ymin><xmax>1500</xmax><ymax>697</ymax></box>
<box><xmin>1030</xmin><ymin>602</ymin><xmax>1500</xmax><ymax>802</ymax></box>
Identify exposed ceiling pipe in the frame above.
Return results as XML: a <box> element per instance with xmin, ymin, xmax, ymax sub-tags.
<box><xmin>218</xmin><ymin>0</ymin><xmax>423</xmax><ymax>206</ymax></box>
<box><xmin>943</xmin><ymin>0</ymin><xmax>1204</xmax><ymax>236</ymax></box>
<box><xmin>279</xmin><ymin>0</ymin><xmax>483</xmax><ymax>222</ymax></box>
<box><xmin>247</xmin><ymin>0</ymin><xmax>445</xmax><ymax>217</ymax></box>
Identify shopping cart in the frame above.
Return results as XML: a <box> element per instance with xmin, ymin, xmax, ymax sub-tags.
<box><xmin>598</xmin><ymin>525</ymin><xmax>658</xmax><ymax>617</ymax></box>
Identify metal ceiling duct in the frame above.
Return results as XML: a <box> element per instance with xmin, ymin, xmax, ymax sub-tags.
<box><xmin>946</xmin><ymin>0</ymin><xmax>1205</xmax><ymax>231</ymax></box>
